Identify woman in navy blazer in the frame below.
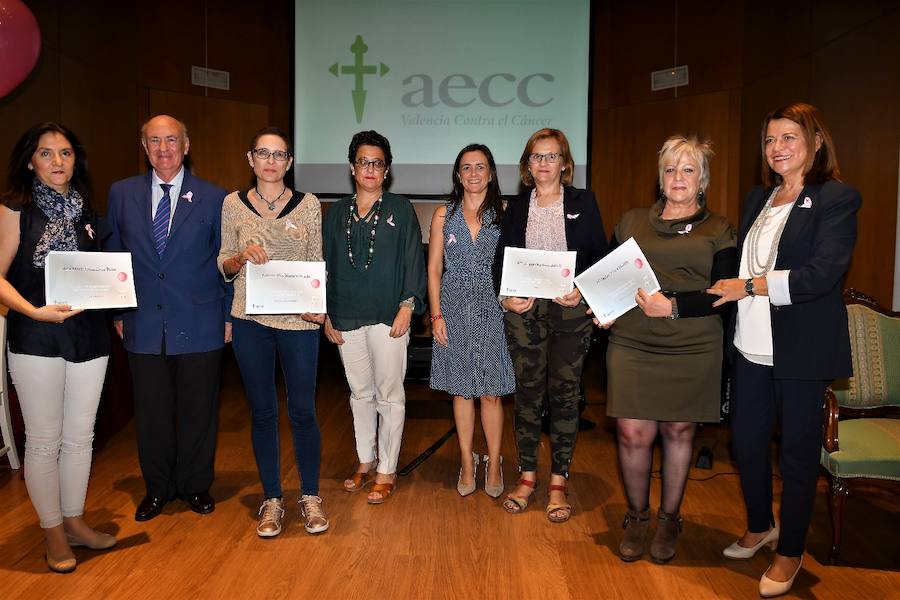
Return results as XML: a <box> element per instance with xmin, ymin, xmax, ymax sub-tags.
<box><xmin>492</xmin><ymin>128</ymin><xmax>607</xmax><ymax>521</ymax></box>
<box><xmin>708</xmin><ymin>103</ymin><xmax>860</xmax><ymax>597</ymax></box>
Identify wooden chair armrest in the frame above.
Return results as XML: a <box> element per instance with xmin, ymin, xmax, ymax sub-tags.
<box><xmin>824</xmin><ymin>387</ymin><xmax>839</xmax><ymax>453</ymax></box>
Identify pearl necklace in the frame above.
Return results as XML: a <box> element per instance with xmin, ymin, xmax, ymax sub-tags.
<box><xmin>746</xmin><ymin>186</ymin><xmax>792</xmax><ymax>277</ymax></box>
<box><xmin>255</xmin><ymin>186</ymin><xmax>287</xmax><ymax>211</ymax></box>
<box><xmin>346</xmin><ymin>194</ymin><xmax>382</xmax><ymax>270</ymax></box>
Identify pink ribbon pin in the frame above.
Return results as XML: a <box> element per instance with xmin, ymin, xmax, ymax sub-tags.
<box><xmin>285</xmin><ymin>219</ymin><xmax>298</xmax><ymax>230</ymax></box>
<box><xmin>799</xmin><ymin>197</ymin><xmax>812</xmax><ymax>209</ymax></box>
<box><xmin>447</xmin><ymin>233</ymin><xmax>457</xmax><ymax>245</ymax></box>
<box><xmin>387</xmin><ymin>215</ymin><xmax>395</xmax><ymax>227</ymax></box>
<box><xmin>677</xmin><ymin>223</ymin><xmax>693</xmax><ymax>235</ymax></box>
<box><xmin>182</xmin><ymin>191</ymin><xmax>193</xmax><ymax>202</ymax></box>
<box><xmin>85</xmin><ymin>224</ymin><xmax>95</xmax><ymax>239</ymax></box>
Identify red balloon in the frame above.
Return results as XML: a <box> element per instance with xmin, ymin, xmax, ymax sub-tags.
<box><xmin>0</xmin><ymin>0</ymin><xmax>41</xmax><ymax>98</ymax></box>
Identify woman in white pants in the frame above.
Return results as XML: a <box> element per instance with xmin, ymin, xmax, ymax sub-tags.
<box><xmin>321</xmin><ymin>130</ymin><xmax>426</xmax><ymax>504</ymax></box>
<box><xmin>0</xmin><ymin>122</ymin><xmax>114</xmax><ymax>573</ymax></box>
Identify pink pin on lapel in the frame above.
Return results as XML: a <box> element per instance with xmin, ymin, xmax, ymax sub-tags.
<box><xmin>799</xmin><ymin>197</ymin><xmax>812</xmax><ymax>209</ymax></box>
<box><xmin>85</xmin><ymin>223</ymin><xmax>95</xmax><ymax>239</ymax></box>
<box><xmin>447</xmin><ymin>233</ymin><xmax>457</xmax><ymax>245</ymax></box>
<box><xmin>182</xmin><ymin>191</ymin><xmax>193</xmax><ymax>202</ymax></box>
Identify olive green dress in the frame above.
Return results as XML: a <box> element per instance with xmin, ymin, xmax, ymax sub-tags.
<box><xmin>606</xmin><ymin>199</ymin><xmax>736</xmax><ymax>423</ymax></box>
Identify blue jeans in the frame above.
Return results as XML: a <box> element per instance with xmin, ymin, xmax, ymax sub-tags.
<box><xmin>231</xmin><ymin>318</ymin><xmax>320</xmax><ymax>497</ymax></box>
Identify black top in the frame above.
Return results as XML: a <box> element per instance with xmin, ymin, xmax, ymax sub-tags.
<box><xmin>5</xmin><ymin>201</ymin><xmax>110</xmax><ymax>361</ymax></box>
<box><xmin>237</xmin><ymin>189</ymin><xmax>301</xmax><ymax>219</ymax></box>
<box><xmin>492</xmin><ymin>186</ymin><xmax>609</xmax><ymax>295</ymax></box>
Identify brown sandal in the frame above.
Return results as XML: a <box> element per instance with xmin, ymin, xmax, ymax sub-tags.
<box><xmin>546</xmin><ymin>484</ymin><xmax>572</xmax><ymax>523</ymax></box>
<box><xmin>343</xmin><ymin>463</ymin><xmax>377</xmax><ymax>492</ymax></box>
<box><xmin>503</xmin><ymin>478</ymin><xmax>537</xmax><ymax>514</ymax></box>
<box><xmin>367</xmin><ymin>483</ymin><xmax>395</xmax><ymax>504</ymax></box>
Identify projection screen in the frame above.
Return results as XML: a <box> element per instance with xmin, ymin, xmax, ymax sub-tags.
<box><xmin>294</xmin><ymin>0</ymin><xmax>591</xmax><ymax>199</ymax></box>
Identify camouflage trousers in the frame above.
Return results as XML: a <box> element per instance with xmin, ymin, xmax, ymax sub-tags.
<box><xmin>504</xmin><ymin>299</ymin><xmax>593</xmax><ymax>477</ymax></box>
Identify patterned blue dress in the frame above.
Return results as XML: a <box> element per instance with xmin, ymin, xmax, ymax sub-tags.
<box><xmin>430</xmin><ymin>204</ymin><xmax>515</xmax><ymax>397</ymax></box>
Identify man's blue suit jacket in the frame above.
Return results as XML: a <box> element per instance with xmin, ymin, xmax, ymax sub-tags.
<box><xmin>106</xmin><ymin>170</ymin><xmax>230</xmax><ymax>355</ymax></box>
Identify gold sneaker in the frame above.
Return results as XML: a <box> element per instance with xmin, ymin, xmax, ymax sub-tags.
<box><xmin>299</xmin><ymin>495</ymin><xmax>330</xmax><ymax>534</ymax></box>
<box><xmin>256</xmin><ymin>498</ymin><xmax>285</xmax><ymax>537</ymax></box>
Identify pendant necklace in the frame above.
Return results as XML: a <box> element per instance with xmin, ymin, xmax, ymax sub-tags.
<box><xmin>347</xmin><ymin>194</ymin><xmax>382</xmax><ymax>270</ymax></box>
<box><xmin>255</xmin><ymin>186</ymin><xmax>287</xmax><ymax>211</ymax></box>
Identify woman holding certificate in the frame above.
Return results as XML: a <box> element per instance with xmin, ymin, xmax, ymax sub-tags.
<box><xmin>707</xmin><ymin>103</ymin><xmax>859</xmax><ymax>597</ymax></box>
<box><xmin>0</xmin><ymin>122</ymin><xmax>115</xmax><ymax>572</ymax></box>
<box><xmin>322</xmin><ymin>130</ymin><xmax>426</xmax><ymax>505</ymax></box>
<box><xmin>218</xmin><ymin>126</ymin><xmax>329</xmax><ymax>537</ymax></box>
<box><xmin>428</xmin><ymin>144</ymin><xmax>515</xmax><ymax>498</ymax></box>
<box><xmin>492</xmin><ymin>128</ymin><xmax>607</xmax><ymax>521</ymax></box>
<box><xmin>604</xmin><ymin>135</ymin><xmax>736</xmax><ymax>564</ymax></box>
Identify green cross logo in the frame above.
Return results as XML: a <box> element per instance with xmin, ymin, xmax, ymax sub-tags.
<box><xmin>329</xmin><ymin>35</ymin><xmax>390</xmax><ymax>123</ymax></box>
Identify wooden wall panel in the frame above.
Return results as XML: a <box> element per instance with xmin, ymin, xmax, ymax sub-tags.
<box><xmin>148</xmin><ymin>89</ymin><xmax>269</xmax><ymax>193</ymax></box>
<box><xmin>810</xmin><ymin>8</ymin><xmax>900</xmax><ymax>306</ymax></box>
<box><xmin>603</xmin><ymin>91</ymin><xmax>738</xmax><ymax>234</ymax></box>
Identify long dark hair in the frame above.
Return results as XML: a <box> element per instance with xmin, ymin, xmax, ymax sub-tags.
<box><xmin>448</xmin><ymin>143</ymin><xmax>503</xmax><ymax>226</ymax></box>
<box><xmin>1</xmin><ymin>122</ymin><xmax>93</xmax><ymax>210</ymax></box>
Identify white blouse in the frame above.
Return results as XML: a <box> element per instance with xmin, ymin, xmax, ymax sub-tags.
<box><xmin>734</xmin><ymin>197</ymin><xmax>794</xmax><ymax>366</ymax></box>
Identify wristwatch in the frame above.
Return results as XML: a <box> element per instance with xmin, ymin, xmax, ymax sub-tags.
<box><xmin>744</xmin><ymin>278</ymin><xmax>755</xmax><ymax>297</ymax></box>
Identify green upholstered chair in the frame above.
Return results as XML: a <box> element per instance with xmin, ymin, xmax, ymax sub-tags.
<box><xmin>821</xmin><ymin>289</ymin><xmax>900</xmax><ymax>562</ymax></box>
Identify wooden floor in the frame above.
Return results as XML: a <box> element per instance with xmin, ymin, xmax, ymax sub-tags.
<box><xmin>0</xmin><ymin>343</ymin><xmax>897</xmax><ymax>599</ymax></box>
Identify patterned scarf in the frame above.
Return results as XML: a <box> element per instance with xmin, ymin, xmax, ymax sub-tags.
<box><xmin>31</xmin><ymin>177</ymin><xmax>83</xmax><ymax>269</ymax></box>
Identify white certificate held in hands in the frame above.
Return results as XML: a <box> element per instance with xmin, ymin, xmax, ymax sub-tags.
<box><xmin>44</xmin><ymin>251</ymin><xmax>137</xmax><ymax>309</ymax></box>
<box><xmin>499</xmin><ymin>248</ymin><xmax>577</xmax><ymax>300</ymax></box>
<box><xmin>574</xmin><ymin>237</ymin><xmax>660</xmax><ymax>323</ymax></box>
<box><xmin>245</xmin><ymin>260</ymin><xmax>326</xmax><ymax>314</ymax></box>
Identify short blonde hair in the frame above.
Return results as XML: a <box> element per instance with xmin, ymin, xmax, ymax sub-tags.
<box><xmin>519</xmin><ymin>128</ymin><xmax>575</xmax><ymax>187</ymax></box>
<box><xmin>657</xmin><ymin>134</ymin><xmax>714</xmax><ymax>194</ymax></box>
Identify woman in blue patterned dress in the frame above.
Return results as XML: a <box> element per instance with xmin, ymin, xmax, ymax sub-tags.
<box><xmin>429</xmin><ymin>144</ymin><xmax>515</xmax><ymax>498</ymax></box>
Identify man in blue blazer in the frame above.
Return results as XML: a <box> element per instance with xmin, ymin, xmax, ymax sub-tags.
<box><xmin>106</xmin><ymin>115</ymin><xmax>230</xmax><ymax>521</ymax></box>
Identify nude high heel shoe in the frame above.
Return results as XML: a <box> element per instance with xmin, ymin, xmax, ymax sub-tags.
<box><xmin>722</xmin><ymin>525</ymin><xmax>779</xmax><ymax>559</ymax></box>
<box><xmin>759</xmin><ymin>556</ymin><xmax>802</xmax><ymax>597</ymax></box>
<box><xmin>483</xmin><ymin>455</ymin><xmax>504</xmax><ymax>498</ymax></box>
<box><xmin>457</xmin><ymin>452</ymin><xmax>479</xmax><ymax>496</ymax></box>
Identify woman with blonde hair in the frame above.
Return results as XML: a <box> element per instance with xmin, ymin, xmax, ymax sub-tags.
<box><xmin>601</xmin><ymin>134</ymin><xmax>736</xmax><ymax>564</ymax></box>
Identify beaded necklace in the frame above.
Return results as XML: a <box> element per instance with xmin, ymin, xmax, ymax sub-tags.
<box><xmin>346</xmin><ymin>194</ymin><xmax>382</xmax><ymax>270</ymax></box>
<box><xmin>746</xmin><ymin>186</ymin><xmax>793</xmax><ymax>277</ymax></box>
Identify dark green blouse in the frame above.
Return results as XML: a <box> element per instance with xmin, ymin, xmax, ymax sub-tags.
<box><xmin>323</xmin><ymin>192</ymin><xmax>426</xmax><ymax>331</ymax></box>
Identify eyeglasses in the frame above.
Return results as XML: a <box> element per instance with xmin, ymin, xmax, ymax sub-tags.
<box><xmin>355</xmin><ymin>158</ymin><xmax>387</xmax><ymax>171</ymax></box>
<box><xmin>252</xmin><ymin>148</ymin><xmax>292</xmax><ymax>161</ymax></box>
<box><xmin>528</xmin><ymin>152</ymin><xmax>563</xmax><ymax>164</ymax></box>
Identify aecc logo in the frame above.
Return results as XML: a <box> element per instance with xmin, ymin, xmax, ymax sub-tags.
<box><xmin>330</xmin><ymin>35</ymin><xmax>555</xmax><ymax>121</ymax></box>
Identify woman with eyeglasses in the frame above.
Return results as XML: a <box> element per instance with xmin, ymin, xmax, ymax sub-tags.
<box><xmin>322</xmin><ymin>130</ymin><xmax>426</xmax><ymax>504</ymax></box>
<box><xmin>492</xmin><ymin>128</ymin><xmax>607</xmax><ymax>521</ymax></box>
<box><xmin>218</xmin><ymin>126</ymin><xmax>329</xmax><ymax>537</ymax></box>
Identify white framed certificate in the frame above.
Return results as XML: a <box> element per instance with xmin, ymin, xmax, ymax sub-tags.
<box><xmin>499</xmin><ymin>248</ymin><xmax>577</xmax><ymax>300</ymax></box>
<box><xmin>574</xmin><ymin>237</ymin><xmax>660</xmax><ymax>323</ymax></box>
<box><xmin>44</xmin><ymin>251</ymin><xmax>137</xmax><ymax>310</ymax></box>
<box><xmin>245</xmin><ymin>260</ymin><xmax>326</xmax><ymax>314</ymax></box>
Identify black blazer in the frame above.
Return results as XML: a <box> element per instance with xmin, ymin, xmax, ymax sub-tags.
<box><xmin>729</xmin><ymin>180</ymin><xmax>861</xmax><ymax>380</ymax></box>
<box><xmin>492</xmin><ymin>186</ymin><xmax>608</xmax><ymax>295</ymax></box>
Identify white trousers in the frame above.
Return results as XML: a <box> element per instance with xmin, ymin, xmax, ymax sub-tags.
<box><xmin>337</xmin><ymin>324</ymin><xmax>409</xmax><ymax>475</ymax></box>
<box><xmin>7</xmin><ymin>352</ymin><xmax>108</xmax><ymax>528</ymax></box>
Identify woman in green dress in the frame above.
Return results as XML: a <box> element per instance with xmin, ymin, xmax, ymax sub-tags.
<box><xmin>600</xmin><ymin>135</ymin><xmax>736</xmax><ymax>564</ymax></box>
